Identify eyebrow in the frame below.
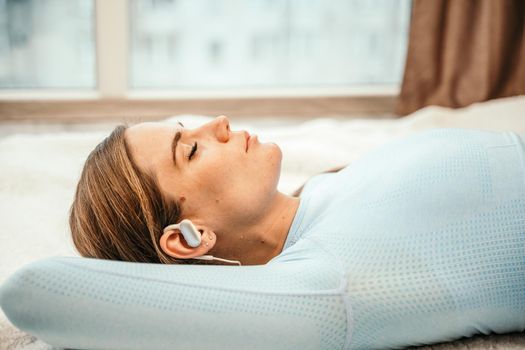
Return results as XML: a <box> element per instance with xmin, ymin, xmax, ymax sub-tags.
<box><xmin>172</xmin><ymin>121</ymin><xmax>184</xmax><ymax>167</ymax></box>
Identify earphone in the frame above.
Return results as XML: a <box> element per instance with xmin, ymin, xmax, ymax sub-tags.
<box><xmin>163</xmin><ymin>219</ymin><xmax>242</xmax><ymax>266</ymax></box>
<box><xmin>164</xmin><ymin>219</ymin><xmax>202</xmax><ymax>247</ymax></box>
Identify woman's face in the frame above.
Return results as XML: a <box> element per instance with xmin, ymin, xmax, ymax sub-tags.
<box><xmin>125</xmin><ymin>116</ymin><xmax>283</xmax><ymax>232</ymax></box>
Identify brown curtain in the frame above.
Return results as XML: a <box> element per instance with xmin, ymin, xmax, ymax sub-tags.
<box><xmin>396</xmin><ymin>0</ymin><xmax>525</xmax><ymax>116</ymax></box>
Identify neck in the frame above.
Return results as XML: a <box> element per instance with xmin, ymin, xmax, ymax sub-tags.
<box><xmin>217</xmin><ymin>192</ymin><xmax>300</xmax><ymax>265</ymax></box>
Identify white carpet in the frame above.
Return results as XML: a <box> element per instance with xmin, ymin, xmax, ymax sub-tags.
<box><xmin>1</xmin><ymin>95</ymin><xmax>524</xmax><ymax>350</ymax></box>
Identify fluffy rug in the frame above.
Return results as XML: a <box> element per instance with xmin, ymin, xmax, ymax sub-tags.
<box><xmin>1</xmin><ymin>95</ymin><xmax>524</xmax><ymax>349</ymax></box>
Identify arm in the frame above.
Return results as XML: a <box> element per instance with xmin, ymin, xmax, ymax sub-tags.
<box><xmin>0</xmin><ymin>252</ymin><xmax>348</xmax><ymax>350</ymax></box>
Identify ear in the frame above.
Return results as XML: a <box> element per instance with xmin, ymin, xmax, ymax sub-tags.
<box><xmin>159</xmin><ymin>224</ymin><xmax>217</xmax><ymax>259</ymax></box>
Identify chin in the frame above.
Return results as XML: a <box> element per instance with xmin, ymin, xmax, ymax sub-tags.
<box><xmin>265</xmin><ymin>142</ymin><xmax>282</xmax><ymax>161</ymax></box>
<box><xmin>257</xmin><ymin>142</ymin><xmax>282</xmax><ymax>178</ymax></box>
<box><xmin>271</xmin><ymin>142</ymin><xmax>282</xmax><ymax>156</ymax></box>
<box><xmin>269</xmin><ymin>144</ymin><xmax>283</xmax><ymax>180</ymax></box>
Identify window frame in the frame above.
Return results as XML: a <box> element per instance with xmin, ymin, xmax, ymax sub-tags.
<box><xmin>0</xmin><ymin>0</ymin><xmax>404</xmax><ymax>120</ymax></box>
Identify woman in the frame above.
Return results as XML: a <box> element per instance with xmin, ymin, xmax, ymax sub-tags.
<box><xmin>70</xmin><ymin>115</ymin><xmax>307</xmax><ymax>265</ymax></box>
<box><xmin>66</xmin><ymin>115</ymin><xmax>525</xmax><ymax>349</ymax></box>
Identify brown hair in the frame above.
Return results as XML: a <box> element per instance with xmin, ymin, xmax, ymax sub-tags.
<box><xmin>69</xmin><ymin>124</ymin><xmax>203</xmax><ymax>265</ymax></box>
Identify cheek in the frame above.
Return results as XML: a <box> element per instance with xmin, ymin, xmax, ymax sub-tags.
<box><xmin>196</xmin><ymin>156</ymin><xmax>237</xmax><ymax>194</ymax></box>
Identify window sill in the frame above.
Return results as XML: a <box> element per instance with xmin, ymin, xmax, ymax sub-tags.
<box><xmin>0</xmin><ymin>88</ymin><xmax>399</xmax><ymax>122</ymax></box>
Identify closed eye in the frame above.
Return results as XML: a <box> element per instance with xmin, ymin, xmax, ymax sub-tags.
<box><xmin>187</xmin><ymin>142</ymin><xmax>197</xmax><ymax>160</ymax></box>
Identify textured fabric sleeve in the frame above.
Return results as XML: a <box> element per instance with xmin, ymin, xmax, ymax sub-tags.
<box><xmin>0</xmin><ymin>240</ymin><xmax>349</xmax><ymax>350</ymax></box>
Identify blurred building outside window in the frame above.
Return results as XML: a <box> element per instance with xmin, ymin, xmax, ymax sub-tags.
<box><xmin>0</xmin><ymin>0</ymin><xmax>95</xmax><ymax>89</ymax></box>
<box><xmin>0</xmin><ymin>0</ymin><xmax>411</xmax><ymax>95</ymax></box>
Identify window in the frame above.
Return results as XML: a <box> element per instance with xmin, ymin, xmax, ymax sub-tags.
<box><xmin>129</xmin><ymin>0</ymin><xmax>411</xmax><ymax>89</ymax></box>
<box><xmin>0</xmin><ymin>0</ymin><xmax>95</xmax><ymax>89</ymax></box>
<box><xmin>0</xmin><ymin>0</ymin><xmax>411</xmax><ymax>97</ymax></box>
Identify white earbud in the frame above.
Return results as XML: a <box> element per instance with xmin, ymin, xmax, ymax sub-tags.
<box><xmin>163</xmin><ymin>219</ymin><xmax>201</xmax><ymax>247</ymax></box>
<box><xmin>163</xmin><ymin>219</ymin><xmax>242</xmax><ymax>266</ymax></box>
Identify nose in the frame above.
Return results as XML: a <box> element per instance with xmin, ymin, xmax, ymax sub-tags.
<box><xmin>197</xmin><ymin>115</ymin><xmax>230</xmax><ymax>142</ymax></box>
<box><xmin>205</xmin><ymin>115</ymin><xmax>230</xmax><ymax>142</ymax></box>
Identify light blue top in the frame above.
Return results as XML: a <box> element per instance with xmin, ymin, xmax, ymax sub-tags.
<box><xmin>1</xmin><ymin>128</ymin><xmax>524</xmax><ymax>350</ymax></box>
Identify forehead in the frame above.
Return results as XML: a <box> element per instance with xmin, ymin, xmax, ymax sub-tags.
<box><xmin>125</xmin><ymin>122</ymin><xmax>179</xmax><ymax>173</ymax></box>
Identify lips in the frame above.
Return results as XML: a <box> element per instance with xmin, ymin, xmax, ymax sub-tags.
<box><xmin>245</xmin><ymin>132</ymin><xmax>250</xmax><ymax>152</ymax></box>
